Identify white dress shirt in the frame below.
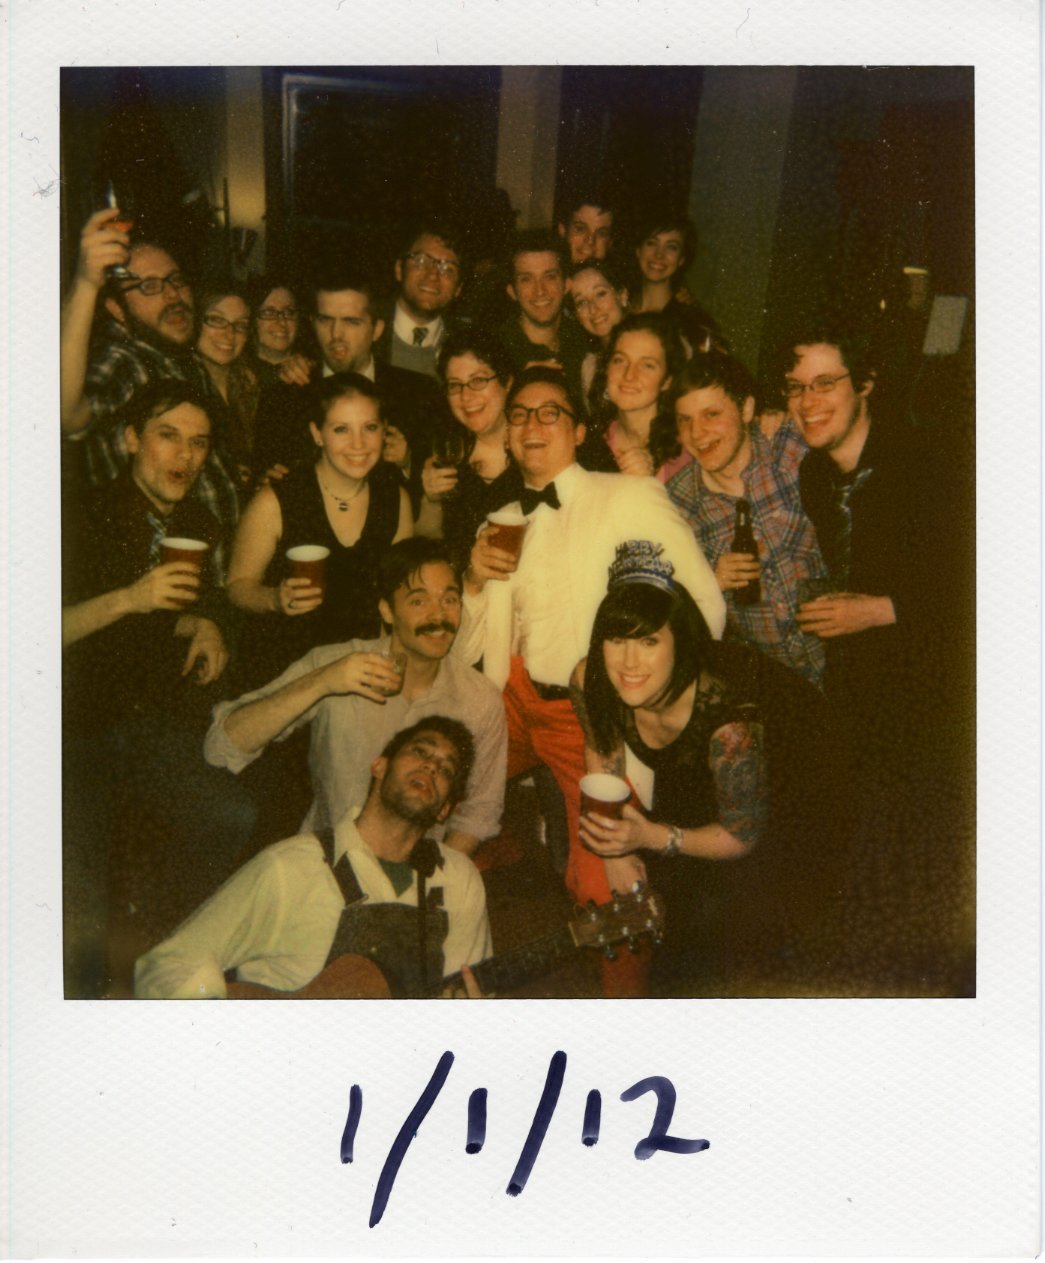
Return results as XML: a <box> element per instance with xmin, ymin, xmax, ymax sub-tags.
<box><xmin>205</xmin><ymin>635</ymin><xmax>507</xmax><ymax>841</ymax></box>
<box><xmin>134</xmin><ymin>809</ymin><xmax>492</xmax><ymax>999</ymax></box>
<box><xmin>458</xmin><ymin>462</ymin><xmax>726</xmax><ymax>689</ymax></box>
<box><xmin>393</xmin><ymin>301</ymin><xmax>445</xmax><ymax>350</ymax></box>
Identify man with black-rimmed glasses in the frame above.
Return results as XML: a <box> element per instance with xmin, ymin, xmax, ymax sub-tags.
<box><xmin>374</xmin><ymin>222</ymin><xmax>464</xmax><ymax>379</ymax></box>
<box><xmin>60</xmin><ymin>207</ymin><xmax>240</xmax><ymax>549</ymax></box>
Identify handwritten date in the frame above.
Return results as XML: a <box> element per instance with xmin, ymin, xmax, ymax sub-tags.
<box><xmin>342</xmin><ymin>1050</ymin><xmax>709</xmax><ymax>1226</ymax></box>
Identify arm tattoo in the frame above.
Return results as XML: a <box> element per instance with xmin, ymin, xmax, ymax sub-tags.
<box><xmin>568</xmin><ymin>677</ymin><xmax>626</xmax><ymax>775</ymax></box>
<box><xmin>709</xmin><ymin>720</ymin><xmax>768</xmax><ymax>849</ymax></box>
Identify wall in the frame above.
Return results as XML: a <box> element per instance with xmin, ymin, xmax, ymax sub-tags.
<box><xmin>495</xmin><ymin>67</ymin><xmax>562</xmax><ymax>229</ymax></box>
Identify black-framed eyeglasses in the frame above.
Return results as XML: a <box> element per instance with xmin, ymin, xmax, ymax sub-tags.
<box><xmin>257</xmin><ymin>306</ymin><xmax>298</xmax><ymax>322</ymax></box>
<box><xmin>121</xmin><ymin>272</ymin><xmax>191</xmax><ymax>297</ymax></box>
<box><xmin>446</xmin><ymin>373</ymin><xmax>497</xmax><ymax>397</ymax></box>
<box><xmin>202</xmin><ymin>314</ymin><xmax>251</xmax><ymax>335</ymax></box>
<box><xmin>507</xmin><ymin>402</ymin><xmax>576</xmax><ymax>427</ymax></box>
<box><xmin>403</xmin><ymin>250</ymin><xmax>460</xmax><ymax>279</ymax></box>
<box><xmin>783</xmin><ymin>372</ymin><xmax>851</xmax><ymax>398</ymax></box>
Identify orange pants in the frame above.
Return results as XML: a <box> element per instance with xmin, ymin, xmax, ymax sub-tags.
<box><xmin>503</xmin><ymin>657</ymin><xmax>650</xmax><ymax>998</ymax></box>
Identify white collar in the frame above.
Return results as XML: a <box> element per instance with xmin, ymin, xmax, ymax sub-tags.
<box><xmin>393</xmin><ymin>300</ymin><xmax>443</xmax><ymax>348</ymax></box>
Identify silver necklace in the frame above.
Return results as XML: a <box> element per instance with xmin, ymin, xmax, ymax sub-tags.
<box><xmin>320</xmin><ymin>477</ymin><xmax>367</xmax><ymax>512</ymax></box>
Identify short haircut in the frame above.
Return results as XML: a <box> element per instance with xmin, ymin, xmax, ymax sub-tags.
<box><xmin>780</xmin><ymin>324</ymin><xmax>877</xmax><ymax>393</ymax></box>
<box><xmin>376</xmin><ymin>537</ymin><xmax>461</xmax><ymax>606</ymax></box>
<box><xmin>313</xmin><ymin>371</ymin><xmax>386</xmax><ymax>426</ymax></box>
<box><xmin>399</xmin><ymin>220</ymin><xmax>465</xmax><ymax>267</ymax></box>
<box><xmin>506</xmin><ymin>365</ymin><xmax>585</xmax><ymax>422</ymax></box>
<box><xmin>104</xmin><ymin>239</ymin><xmax>186</xmax><ymax>305</ymax></box>
<box><xmin>583</xmin><ymin>579</ymin><xmax>713</xmax><ymax>755</ymax></box>
<box><xmin>121</xmin><ymin>380</ymin><xmax>214</xmax><ymax>437</ymax></box>
<box><xmin>669</xmin><ymin>349</ymin><xmax>758</xmax><ymax>413</ymax></box>
<box><xmin>309</xmin><ymin>270</ymin><xmax>381</xmax><ymax>316</ymax></box>
<box><xmin>606</xmin><ymin>312</ymin><xmax>687</xmax><ymax>388</ymax></box>
<box><xmin>506</xmin><ymin>229</ymin><xmax>568</xmax><ymax>280</ymax></box>
<box><xmin>380</xmin><ymin>716</ymin><xmax>476</xmax><ymax>806</ymax></box>
<box><xmin>557</xmin><ymin>191</ymin><xmax>615</xmax><ymax>225</ymax></box>
<box><xmin>436</xmin><ymin>327</ymin><xmax>515</xmax><ymax>386</ymax></box>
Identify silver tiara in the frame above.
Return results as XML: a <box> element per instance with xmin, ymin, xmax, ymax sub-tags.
<box><xmin>607</xmin><ymin>540</ymin><xmax>677</xmax><ymax>594</ymax></box>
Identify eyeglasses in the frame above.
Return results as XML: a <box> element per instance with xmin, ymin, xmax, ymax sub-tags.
<box><xmin>202</xmin><ymin>313</ymin><xmax>250</xmax><ymax>335</ymax></box>
<box><xmin>783</xmin><ymin>372</ymin><xmax>851</xmax><ymax>398</ymax></box>
<box><xmin>507</xmin><ymin>402</ymin><xmax>576</xmax><ymax>427</ymax></box>
<box><xmin>122</xmin><ymin>272</ymin><xmax>191</xmax><ymax>297</ymax></box>
<box><xmin>257</xmin><ymin>306</ymin><xmax>298</xmax><ymax>322</ymax></box>
<box><xmin>403</xmin><ymin>250</ymin><xmax>460</xmax><ymax>279</ymax></box>
<box><xmin>447</xmin><ymin>373</ymin><xmax>498</xmax><ymax>397</ymax></box>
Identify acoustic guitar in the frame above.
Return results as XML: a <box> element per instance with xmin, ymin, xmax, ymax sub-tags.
<box><xmin>226</xmin><ymin>884</ymin><xmax>665</xmax><ymax>999</ymax></box>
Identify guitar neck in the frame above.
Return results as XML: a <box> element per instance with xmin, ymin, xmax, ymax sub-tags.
<box><xmin>440</xmin><ymin>926</ymin><xmax>578</xmax><ymax>998</ymax></box>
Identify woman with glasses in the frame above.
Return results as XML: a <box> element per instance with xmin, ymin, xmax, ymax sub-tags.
<box><xmin>247</xmin><ymin>278</ymin><xmax>305</xmax><ymax>389</ymax></box>
<box><xmin>416</xmin><ymin>329</ymin><xmax>522</xmax><ymax>567</ymax></box>
<box><xmin>570</xmin><ymin>551</ymin><xmax>769</xmax><ymax>994</ymax></box>
<box><xmin>194</xmin><ymin>280</ymin><xmax>260</xmax><ymax>490</ymax></box>
<box><xmin>597</xmin><ymin>313</ymin><xmax>690</xmax><ymax>482</ymax></box>
<box><xmin>226</xmin><ymin>373</ymin><xmax>413</xmax><ymax>684</ymax></box>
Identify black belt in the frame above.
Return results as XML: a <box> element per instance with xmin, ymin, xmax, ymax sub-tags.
<box><xmin>531</xmin><ymin>679</ymin><xmax>571</xmax><ymax>702</ymax></box>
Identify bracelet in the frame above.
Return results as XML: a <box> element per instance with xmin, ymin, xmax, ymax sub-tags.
<box><xmin>662</xmin><ymin>824</ymin><xmax>683</xmax><ymax>858</ymax></box>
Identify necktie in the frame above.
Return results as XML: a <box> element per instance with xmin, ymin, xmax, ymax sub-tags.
<box><xmin>832</xmin><ymin>466</ymin><xmax>874</xmax><ymax>586</ymax></box>
<box><xmin>412</xmin><ymin>326</ymin><xmax>428</xmax><ymax>347</ymax></box>
<box><xmin>520</xmin><ymin>483</ymin><xmax>561</xmax><ymax>515</ymax></box>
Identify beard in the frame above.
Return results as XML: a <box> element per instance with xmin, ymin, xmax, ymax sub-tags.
<box><xmin>120</xmin><ymin>303</ymin><xmax>196</xmax><ymax>358</ymax></box>
<box><xmin>378</xmin><ymin>777</ymin><xmax>446</xmax><ymax>830</ymax></box>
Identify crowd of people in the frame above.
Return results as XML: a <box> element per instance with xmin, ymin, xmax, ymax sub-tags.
<box><xmin>60</xmin><ymin>188</ymin><xmax>974</xmax><ymax>1001</ymax></box>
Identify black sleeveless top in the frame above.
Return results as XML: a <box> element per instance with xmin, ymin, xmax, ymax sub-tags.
<box><xmin>233</xmin><ymin>459</ymin><xmax>402</xmax><ymax>690</ymax></box>
<box><xmin>268</xmin><ymin>459</ymin><xmax>401</xmax><ymax>647</ymax></box>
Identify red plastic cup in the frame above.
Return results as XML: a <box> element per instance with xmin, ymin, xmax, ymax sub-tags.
<box><xmin>486</xmin><ymin>510</ymin><xmax>528</xmax><ymax>562</ymax></box>
<box><xmin>286</xmin><ymin>544</ymin><xmax>330</xmax><ymax>597</ymax></box>
<box><xmin>579</xmin><ymin>773</ymin><xmax>632</xmax><ymax>821</ymax></box>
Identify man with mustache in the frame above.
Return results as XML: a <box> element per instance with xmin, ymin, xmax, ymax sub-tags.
<box><xmin>205</xmin><ymin>537</ymin><xmax>506</xmax><ymax>857</ymax></box>
<box><xmin>60</xmin><ymin>208</ymin><xmax>240</xmax><ymax>544</ymax></box>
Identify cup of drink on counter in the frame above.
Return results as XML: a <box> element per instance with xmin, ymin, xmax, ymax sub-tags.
<box><xmin>485</xmin><ymin>510</ymin><xmax>528</xmax><ymax>562</ymax></box>
<box><xmin>159</xmin><ymin>537</ymin><xmax>208</xmax><ymax>605</ymax></box>
<box><xmin>579</xmin><ymin>773</ymin><xmax>632</xmax><ymax>821</ymax></box>
<box><xmin>378</xmin><ymin>648</ymin><xmax>408</xmax><ymax>697</ymax></box>
<box><xmin>286</xmin><ymin>544</ymin><xmax>330</xmax><ymax>598</ymax></box>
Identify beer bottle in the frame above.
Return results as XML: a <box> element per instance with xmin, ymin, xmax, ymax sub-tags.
<box><xmin>731</xmin><ymin>499</ymin><xmax>761</xmax><ymax>605</ymax></box>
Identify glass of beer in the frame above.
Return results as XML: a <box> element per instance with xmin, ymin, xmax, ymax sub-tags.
<box><xmin>286</xmin><ymin>545</ymin><xmax>330</xmax><ymax>598</ymax></box>
<box><xmin>485</xmin><ymin>510</ymin><xmax>528</xmax><ymax>562</ymax></box>
<box><xmin>159</xmin><ymin>537</ymin><xmax>208</xmax><ymax>606</ymax></box>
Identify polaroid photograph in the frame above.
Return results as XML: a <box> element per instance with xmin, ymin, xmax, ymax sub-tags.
<box><xmin>4</xmin><ymin>0</ymin><xmax>1039</xmax><ymax>1257</ymax></box>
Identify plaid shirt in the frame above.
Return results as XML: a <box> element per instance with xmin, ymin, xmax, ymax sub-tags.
<box><xmin>667</xmin><ymin>419</ymin><xmax>827</xmax><ymax>686</ymax></box>
<box><xmin>70</xmin><ymin>321</ymin><xmax>241</xmax><ymax>554</ymax></box>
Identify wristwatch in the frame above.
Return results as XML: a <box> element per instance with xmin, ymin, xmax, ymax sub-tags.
<box><xmin>662</xmin><ymin>824</ymin><xmax>684</xmax><ymax>858</ymax></box>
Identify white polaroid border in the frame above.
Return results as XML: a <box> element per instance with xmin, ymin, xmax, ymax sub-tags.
<box><xmin>3</xmin><ymin>0</ymin><xmax>1039</xmax><ymax>1257</ymax></box>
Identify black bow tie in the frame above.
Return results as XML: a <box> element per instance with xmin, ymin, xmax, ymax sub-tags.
<box><xmin>520</xmin><ymin>483</ymin><xmax>561</xmax><ymax>515</ymax></box>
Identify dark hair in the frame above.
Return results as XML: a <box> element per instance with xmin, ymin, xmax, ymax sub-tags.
<box><xmin>780</xmin><ymin>324</ymin><xmax>877</xmax><ymax>393</ymax></box>
<box><xmin>567</xmin><ymin>257</ymin><xmax>630</xmax><ymax>304</ymax></box>
<box><xmin>506</xmin><ymin>229</ymin><xmax>568</xmax><ymax>281</ymax></box>
<box><xmin>103</xmin><ymin>239</ymin><xmax>187</xmax><ymax>306</ymax></box>
<box><xmin>380</xmin><ymin>716</ymin><xmax>476</xmax><ymax>806</ymax></box>
<box><xmin>247</xmin><ymin>274</ymin><xmax>300</xmax><ymax>311</ymax></box>
<box><xmin>583</xmin><ymin>579</ymin><xmax>714</xmax><ymax>755</ymax></box>
<box><xmin>121</xmin><ymin>379</ymin><xmax>214</xmax><ymax>437</ymax></box>
<box><xmin>399</xmin><ymin>221</ymin><xmax>465</xmax><ymax>269</ymax></box>
<box><xmin>633</xmin><ymin>212</ymin><xmax>697</xmax><ymax>294</ymax></box>
<box><xmin>606</xmin><ymin>314</ymin><xmax>686</xmax><ymax>469</ymax></box>
<box><xmin>669</xmin><ymin>349</ymin><xmax>758</xmax><ymax>413</ymax></box>
<box><xmin>196</xmin><ymin>277</ymin><xmax>250</xmax><ymax>314</ymax></box>
<box><xmin>557</xmin><ymin>192</ymin><xmax>615</xmax><ymax>226</ymax></box>
<box><xmin>313</xmin><ymin>371</ymin><xmax>386</xmax><ymax>427</ymax></box>
<box><xmin>309</xmin><ymin>270</ymin><xmax>381</xmax><ymax>316</ymax></box>
<box><xmin>376</xmin><ymin>537</ymin><xmax>461</xmax><ymax>606</ymax></box>
<box><xmin>437</xmin><ymin>327</ymin><xmax>515</xmax><ymax>386</ymax></box>
<box><xmin>506</xmin><ymin>366</ymin><xmax>585</xmax><ymax>423</ymax></box>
